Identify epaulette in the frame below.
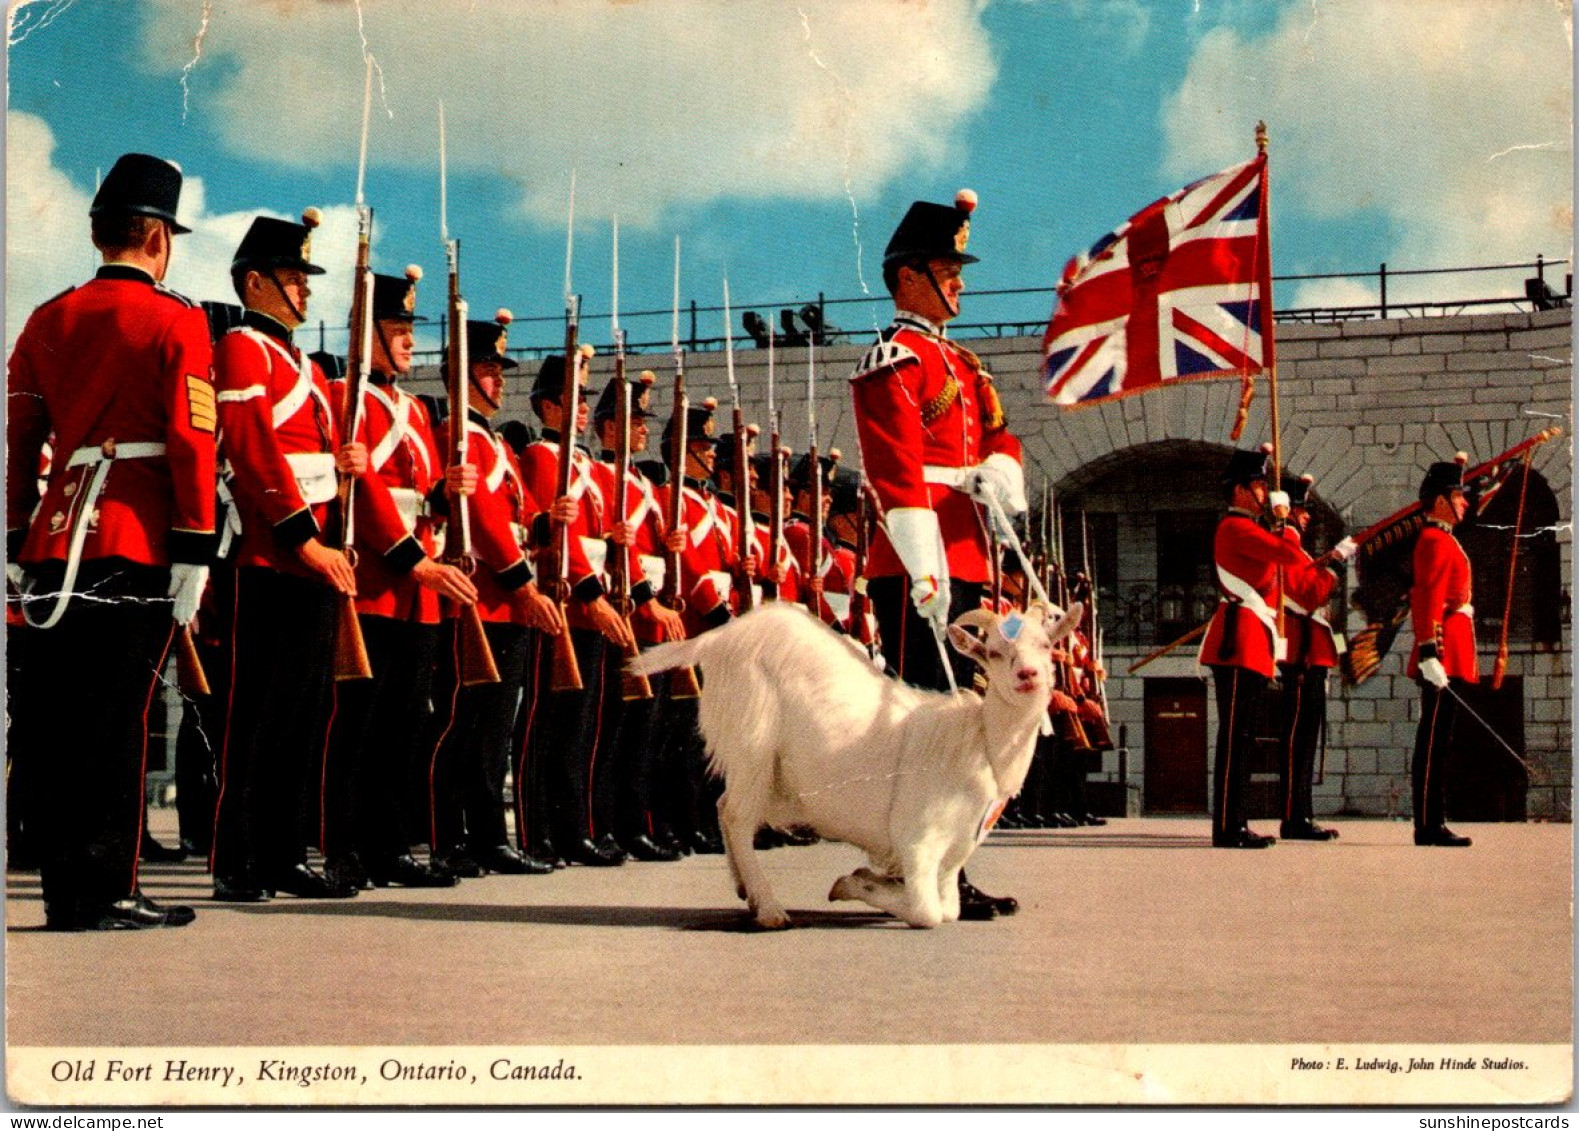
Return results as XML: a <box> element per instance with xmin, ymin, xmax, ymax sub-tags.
<box><xmin>38</xmin><ymin>284</ymin><xmax>77</xmax><ymax>308</ymax></box>
<box><xmin>154</xmin><ymin>283</ymin><xmax>199</xmax><ymax>308</ymax></box>
<box><xmin>850</xmin><ymin>336</ymin><xmax>918</xmax><ymax>381</ymax></box>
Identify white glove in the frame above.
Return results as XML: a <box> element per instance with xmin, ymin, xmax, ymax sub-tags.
<box><xmin>1419</xmin><ymin>656</ymin><xmax>1449</xmax><ymax>689</ymax></box>
<box><xmin>1268</xmin><ymin>490</ymin><xmax>1291</xmax><ymax>518</ymax></box>
<box><xmin>1331</xmin><ymin>536</ymin><xmax>1358</xmax><ymax>563</ymax></box>
<box><xmin>168</xmin><ymin>563</ymin><xmax>210</xmax><ymax>627</ymax></box>
<box><xmin>5</xmin><ymin>562</ymin><xmax>24</xmax><ymax>590</ymax></box>
<box><xmin>910</xmin><ymin>574</ymin><xmax>952</xmax><ymax>631</ymax></box>
<box><xmin>968</xmin><ymin>453</ymin><xmax>1029</xmax><ymax>519</ymax></box>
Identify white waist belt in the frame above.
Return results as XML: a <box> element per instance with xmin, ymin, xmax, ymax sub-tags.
<box><xmin>388</xmin><ymin>487</ymin><xmax>426</xmax><ymax>535</ymax></box>
<box><xmin>638</xmin><ymin>553</ymin><xmax>666</xmax><ymax>591</ymax></box>
<box><xmin>28</xmin><ymin>441</ymin><xmax>171</xmax><ymax>631</ymax></box>
<box><xmin>580</xmin><ymin>536</ymin><xmax>608</xmax><ymax>580</ymax></box>
<box><xmin>923</xmin><ymin>465</ymin><xmax>973</xmax><ymax>491</ymax></box>
<box><xmin>285</xmin><ymin>452</ymin><xmax>338</xmax><ymax>506</ymax></box>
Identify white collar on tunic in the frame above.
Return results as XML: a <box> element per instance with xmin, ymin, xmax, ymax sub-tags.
<box><xmin>893</xmin><ymin>310</ymin><xmax>946</xmax><ymax>338</ymax></box>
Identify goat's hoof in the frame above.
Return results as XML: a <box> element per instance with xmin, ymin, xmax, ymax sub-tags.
<box><xmin>829</xmin><ymin>876</ymin><xmax>859</xmax><ymax>902</ymax></box>
<box><xmin>753</xmin><ymin>909</ymin><xmax>792</xmax><ymax>930</ymax></box>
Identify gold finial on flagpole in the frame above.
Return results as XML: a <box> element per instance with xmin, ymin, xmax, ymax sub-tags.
<box><xmin>1255</xmin><ymin>120</ymin><xmax>1268</xmax><ymax>154</ymax></box>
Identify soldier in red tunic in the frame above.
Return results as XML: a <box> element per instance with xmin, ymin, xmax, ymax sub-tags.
<box><xmin>322</xmin><ymin>269</ymin><xmax>479</xmax><ymax>890</ymax></box>
<box><xmin>209</xmin><ymin>211</ymin><xmax>373</xmax><ymax>902</ymax></box>
<box><xmin>1408</xmin><ymin>456</ymin><xmax>1477</xmax><ymax>847</ymax></box>
<box><xmin>7</xmin><ymin>154</ymin><xmax>213</xmax><ymax>930</ymax></box>
<box><xmin>850</xmin><ymin>189</ymin><xmax>1026</xmax><ymax>919</ymax></box>
<box><xmin>1198</xmin><ymin>446</ymin><xmax>1305</xmax><ymax>848</ymax></box>
<box><xmin>428</xmin><ymin>314</ymin><xmax>562</xmax><ymax>878</ymax></box>
<box><xmin>784</xmin><ymin>452</ymin><xmax>844</xmax><ymax>628</ymax></box>
<box><xmin>1274</xmin><ymin>474</ymin><xmax>1351</xmax><ymax>841</ymax></box>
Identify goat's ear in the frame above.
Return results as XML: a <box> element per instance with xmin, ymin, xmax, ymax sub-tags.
<box><xmin>946</xmin><ymin>624</ymin><xmax>988</xmax><ymax>665</ymax></box>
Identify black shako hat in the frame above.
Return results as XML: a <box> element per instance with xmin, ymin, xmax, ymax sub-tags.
<box><xmin>593</xmin><ymin>369</ymin><xmax>657</xmax><ymax>423</ymax></box>
<box><xmin>465</xmin><ymin>309</ymin><xmax>517</xmax><ymax>370</ymax></box>
<box><xmin>530</xmin><ymin>347</ymin><xmax>595</xmax><ymax>403</ymax></box>
<box><xmin>1419</xmin><ymin>453</ymin><xmax>1469</xmax><ymax>503</ymax></box>
<box><xmin>1287</xmin><ymin>473</ymin><xmax>1315</xmax><ymax>509</ymax></box>
<box><xmin>712</xmin><ymin>425</ymin><xmax>760</xmax><ymax>466</ymax></box>
<box><xmin>1222</xmin><ymin>443</ymin><xmax>1273</xmax><ymax>487</ymax></box>
<box><xmin>787</xmin><ymin>449</ymin><xmax>840</xmax><ymax>494</ymax></box>
<box><xmin>829</xmin><ymin>466</ymin><xmax>862</xmax><ymax>516</ymax></box>
<box><xmin>231</xmin><ymin>210</ymin><xmax>327</xmax><ymax>277</ymax></box>
<box><xmin>91</xmin><ymin>153</ymin><xmax>192</xmax><ymax>234</ymax></box>
<box><xmin>660</xmin><ymin>397</ymin><xmax>718</xmax><ymax>463</ymax></box>
<box><xmin>371</xmin><ymin>266</ymin><xmax>425</xmax><ymax>323</ymax></box>
<box><xmin>309</xmin><ymin>351</ymin><xmax>347</xmax><ymax>382</ymax></box>
<box><xmin>883</xmin><ymin>189</ymin><xmax>979</xmax><ymax>268</ymax></box>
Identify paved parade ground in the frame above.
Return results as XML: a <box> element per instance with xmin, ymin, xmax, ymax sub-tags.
<box><xmin>5</xmin><ymin>815</ymin><xmax>1572</xmax><ymax>1105</ymax></box>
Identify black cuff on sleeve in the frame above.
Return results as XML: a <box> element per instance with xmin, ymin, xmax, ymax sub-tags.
<box><xmin>701</xmin><ymin>603</ymin><xmax>732</xmax><ymax>630</ymax></box>
<box><xmin>384</xmin><ymin>535</ymin><xmax>426</xmax><ymax>575</ymax></box>
<box><xmin>496</xmin><ymin>558</ymin><xmax>531</xmax><ymax>593</ymax></box>
<box><xmin>1417</xmin><ymin>640</ymin><xmax>1440</xmax><ymax>662</ymax></box>
<box><xmin>531</xmin><ymin>513</ymin><xmax>553</xmax><ymax>548</ymax></box>
<box><xmin>425</xmin><ymin>482</ymin><xmax>451</xmax><ymax>519</ymax></box>
<box><xmin>630</xmin><ymin>579</ymin><xmax>655</xmax><ymax>606</ymax></box>
<box><xmin>572</xmin><ymin>574</ymin><xmax>606</xmax><ymax>603</ymax></box>
<box><xmin>167</xmin><ymin>529</ymin><xmax>221</xmax><ymax>565</ymax></box>
<box><xmin>271</xmin><ymin>507</ymin><xmax>321</xmax><ymax>552</ymax></box>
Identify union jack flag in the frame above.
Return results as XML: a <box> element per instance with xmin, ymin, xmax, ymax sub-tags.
<box><xmin>1043</xmin><ymin>154</ymin><xmax>1272</xmax><ymax>408</ymax></box>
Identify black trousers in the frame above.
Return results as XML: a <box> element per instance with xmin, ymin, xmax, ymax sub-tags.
<box><xmin>1277</xmin><ymin>663</ymin><xmax>1328</xmax><ymax>826</ymax></box>
<box><xmin>19</xmin><ymin>560</ymin><xmax>174</xmax><ymax>914</ymax></box>
<box><xmin>174</xmin><ymin>610</ymin><xmax>227</xmax><ymax>854</ymax></box>
<box><xmin>324</xmin><ymin>614</ymin><xmax>439</xmax><ymax>863</ymax></box>
<box><xmin>429</xmin><ymin>619</ymin><xmax>528</xmax><ymax>852</ymax></box>
<box><xmin>1210</xmin><ymin>665</ymin><xmax>1268</xmax><ymax>838</ymax></box>
<box><xmin>868</xmin><ymin>575</ymin><xmax>986</xmax><ymax>693</ymax></box>
<box><xmin>526</xmin><ymin>625</ymin><xmax>611</xmax><ymax>849</ymax></box>
<box><xmin>1413</xmin><ymin>679</ymin><xmax>1462</xmax><ymax>831</ymax></box>
<box><xmin>211</xmin><ymin>567</ymin><xmax>337</xmax><ymax>883</ymax></box>
<box><xmin>610</xmin><ymin>657</ymin><xmax>667</xmax><ymax>845</ymax></box>
<box><xmin>6</xmin><ymin>607</ymin><xmax>44</xmax><ymax>862</ymax></box>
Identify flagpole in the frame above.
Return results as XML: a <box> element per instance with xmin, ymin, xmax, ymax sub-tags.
<box><xmin>1256</xmin><ymin>120</ymin><xmax>1281</xmax><ymax>483</ymax></box>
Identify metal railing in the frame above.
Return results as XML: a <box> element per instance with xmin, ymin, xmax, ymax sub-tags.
<box><xmin>304</xmin><ymin>255</ymin><xmax>1570</xmax><ymax>364</ymax></box>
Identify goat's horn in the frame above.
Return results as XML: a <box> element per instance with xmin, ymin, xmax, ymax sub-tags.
<box><xmin>1045</xmin><ymin>601</ymin><xmax>1084</xmax><ymax>647</ymax></box>
<box><xmin>948</xmin><ymin>608</ymin><xmax>999</xmax><ymax>634</ymax></box>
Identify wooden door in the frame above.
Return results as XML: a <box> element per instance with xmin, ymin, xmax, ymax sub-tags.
<box><xmin>1144</xmin><ymin>678</ymin><xmax>1209</xmax><ymax>813</ymax></box>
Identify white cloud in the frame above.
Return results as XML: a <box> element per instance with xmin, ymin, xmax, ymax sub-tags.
<box><xmin>6</xmin><ymin>110</ymin><xmax>363</xmax><ymax>353</ymax></box>
<box><xmin>136</xmin><ymin>0</ymin><xmax>997</xmax><ymax>229</ymax></box>
<box><xmin>1161</xmin><ymin>0</ymin><xmax>1573</xmax><ymax>307</ymax></box>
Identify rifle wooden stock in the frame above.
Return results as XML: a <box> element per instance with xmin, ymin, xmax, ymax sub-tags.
<box><xmin>609</xmin><ymin>347</ymin><xmax>653</xmax><ymax>701</ymax></box>
<box><xmin>441</xmin><ymin>236</ymin><xmax>500</xmax><ymax>687</ymax></box>
<box><xmin>174</xmin><ymin>627</ymin><xmax>211</xmax><ymax>698</ymax></box>
<box><xmin>660</xmin><ymin>358</ymin><xmax>701</xmax><ymax>699</ymax></box>
<box><xmin>548</xmin><ymin>316</ymin><xmax>586</xmax><ymax>694</ymax></box>
<box><xmin>331</xmin><ymin>211</ymin><xmax>375</xmax><ymax>683</ymax></box>
<box><xmin>1127</xmin><ymin>620</ymin><xmax>1210</xmax><ymax>674</ymax></box>
<box><xmin>763</xmin><ymin>431</ymin><xmax>784</xmax><ymax>601</ymax></box>
<box><xmin>801</xmin><ymin>441</ymin><xmax>822</xmax><ymax>616</ymax></box>
<box><xmin>731</xmin><ymin>407</ymin><xmax>758</xmax><ymax>613</ymax></box>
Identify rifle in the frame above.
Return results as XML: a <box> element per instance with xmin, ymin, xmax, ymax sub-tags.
<box><xmin>762</xmin><ymin>327</ymin><xmax>782</xmax><ymax>601</ymax></box>
<box><xmin>848</xmin><ymin>478</ymin><xmax>875</xmax><ymax>648</ymax></box>
<box><xmin>1047</xmin><ymin>496</ymin><xmax>1091</xmax><ymax>749</ymax></box>
<box><xmin>1078</xmin><ymin>508</ymin><xmax>1114</xmax><ymax>750</ymax></box>
<box><xmin>607</xmin><ymin>222</ymin><xmax>652</xmax><ymax>700</ymax></box>
<box><xmin>721</xmin><ymin>279</ymin><xmax>758</xmax><ymax>613</ymax></box>
<box><xmin>659</xmin><ymin>235</ymin><xmax>701</xmax><ymax>699</ymax></box>
<box><xmin>329</xmin><ymin>59</ymin><xmax>377</xmax><ymax>683</ymax></box>
<box><xmin>548</xmin><ymin>318</ymin><xmax>590</xmax><ymax>694</ymax></box>
<box><xmin>438</xmin><ymin>123</ymin><xmax>500</xmax><ymax>686</ymax></box>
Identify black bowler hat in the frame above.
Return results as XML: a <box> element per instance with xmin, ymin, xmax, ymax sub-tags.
<box><xmin>91</xmin><ymin>153</ymin><xmax>191</xmax><ymax>234</ymax></box>
<box><xmin>1287</xmin><ymin>473</ymin><xmax>1315</xmax><ymax>509</ymax></box>
<box><xmin>371</xmin><ymin>266</ymin><xmax>424</xmax><ymax>323</ymax></box>
<box><xmin>231</xmin><ymin>209</ymin><xmax>326</xmax><ymax>276</ymax></box>
<box><xmin>659</xmin><ymin>397</ymin><xmax>718</xmax><ymax>462</ymax></box>
<box><xmin>1223</xmin><ymin>443</ymin><xmax>1273</xmax><ymax>487</ymax></box>
<box><xmin>1419</xmin><ymin>453</ymin><xmax>1469</xmax><ymax>503</ymax></box>
<box><xmin>466</xmin><ymin>309</ymin><xmax>517</xmax><ymax>369</ymax></box>
<box><xmin>530</xmin><ymin>347</ymin><xmax>595</xmax><ymax>403</ymax></box>
<box><xmin>788</xmin><ymin>449</ymin><xmax>839</xmax><ymax>493</ymax></box>
<box><xmin>593</xmin><ymin>369</ymin><xmax>657</xmax><ymax>424</ymax></box>
<box><xmin>883</xmin><ymin>189</ymin><xmax>979</xmax><ymax>267</ymax></box>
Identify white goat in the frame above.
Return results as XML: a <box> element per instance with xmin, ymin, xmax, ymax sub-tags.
<box><xmin>628</xmin><ymin>600</ymin><xmax>1078</xmax><ymax>929</ymax></box>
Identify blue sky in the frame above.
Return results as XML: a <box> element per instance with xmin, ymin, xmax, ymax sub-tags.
<box><xmin>6</xmin><ymin>0</ymin><xmax>1571</xmax><ymax>355</ymax></box>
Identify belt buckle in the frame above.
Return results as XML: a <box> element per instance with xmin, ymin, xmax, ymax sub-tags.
<box><xmin>99</xmin><ymin>438</ymin><xmax>117</xmax><ymax>460</ymax></box>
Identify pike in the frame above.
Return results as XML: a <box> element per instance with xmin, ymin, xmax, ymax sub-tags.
<box><xmin>438</xmin><ymin>101</ymin><xmax>499</xmax><ymax>686</ymax></box>
<box><xmin>608</xmin><ymin>218</ymin><xmax>653</xmax><ymax>700</ymax></box>
<box><xmin>329</xmin><ymin>56</ymin><xmax>377</xmax><ymax>682</ymax></box>
<box><xmin>721</xmin><ymin>278</ymin><xmax>758</xmax><ymax>612</ymax></box>
<box><xmin>659</xmin><ymin>236</ymin><xmax>702</xmax><ymax>698</ymax></box>
<box><xmin>547</xmin><ymin>173</ymin><xmax>590</xmax><ymax>693</ymax></box>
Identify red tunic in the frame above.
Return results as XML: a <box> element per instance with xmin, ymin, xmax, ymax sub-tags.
<box><xmin>214</xmin><ymin>320</ymin><xmax>346</xmax><ymax>579</ymax></box>
<box><xmin>754</xmin><ymin>514</ymin><xmax>802</xmax><ymax>605</ymax></box>
<box><xmin>1279</xmin><ymin>526</ymin><xmax>1341</xmax><ymax>669</ymax></box>
<box><xmin>784</xmin><ymin>518</ymin><xmax>844</xmax><ymax>626</ymax></box>
<box><xmin>1408</xmin><ymin>522</ymin><xmax>1477</xmax><ymax>682</ymax></box>
<box><xmin>1198</xmin><ymin>511</ymin><xmax>1307</xmax><ymax>677</ymax></box>
<box><xmin>452</xmin><ymin>414</ymin><xmax>538</xmax><ymax>625</ymax></box>
<box><xmin>335</xmin><ymin>376</ymin><xmax>444</xmax><ymax>624</ymax></box>
<box><xmin>7</xmin><ymin>266</ymin><xmax>216</xmax><ymax>568</ymax></box>
<box><xmin>850</xmin><ymin>313</ymin><xmax>1022</xmax><ymax>584</ymax></box>
<box><xmin>590</xmin><ymin>454</ymin><xmax>670</xmax><ymax>646</ymax></box>
<box><xmin>517</xmin><ymin>433</ymin><xmax>608</xmax><ymax>632</ymax></box>
<box><xmin>655</xmin><ymin>479</ymin><xmax>738</xmax><ymax>635</ymax></box>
